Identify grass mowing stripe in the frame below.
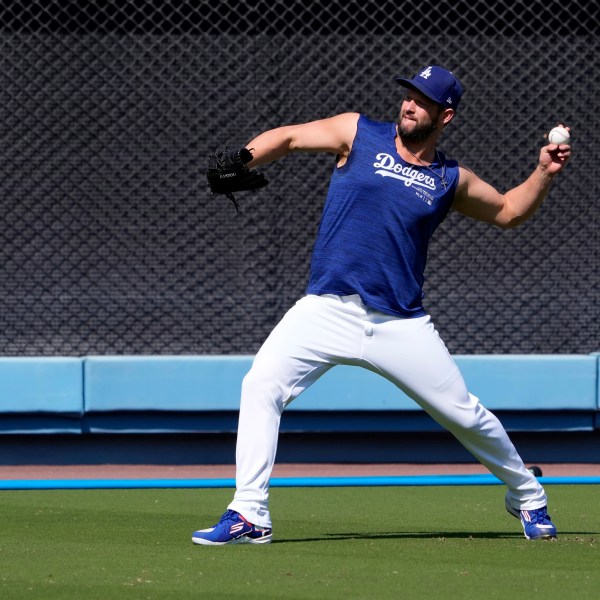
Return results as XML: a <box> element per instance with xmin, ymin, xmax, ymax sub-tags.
<box><xmin>0</xmin><ymin>485</ymin><xmax>597</xmax><ymax>599</ymax></box>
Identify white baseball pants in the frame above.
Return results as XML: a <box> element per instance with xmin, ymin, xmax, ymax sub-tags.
<box><xmin>228</xmin><ymin>294</ymin><xmax>547</xmax><ymax>527</ymax></box>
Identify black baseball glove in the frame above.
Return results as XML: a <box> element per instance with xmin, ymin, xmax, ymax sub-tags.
<box><xmin>207</xmin><ymin>147</ymin><xmax>269</xmax><ymax>211</ymax></box>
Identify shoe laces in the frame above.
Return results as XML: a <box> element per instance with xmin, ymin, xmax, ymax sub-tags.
<box><xmin>526</xmin><ymin>507</ymin><xmax>553</xmax><ymax>525</ymax></box>
<box><xmin>217</xmin><ymin>509</ymin><xmax>242</xmax><ymax>525</ymax></box>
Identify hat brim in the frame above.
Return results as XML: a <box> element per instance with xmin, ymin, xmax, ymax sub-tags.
<box><xmin>395</xmin><ymin>77</ymin><xmax>444</xmax><ymax>107</ymax></box>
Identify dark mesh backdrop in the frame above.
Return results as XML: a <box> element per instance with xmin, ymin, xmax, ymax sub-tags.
<box><xmin>0</xmin><ymin>1</ymin><xmax>597</xmax><ymax>355</ymax></box>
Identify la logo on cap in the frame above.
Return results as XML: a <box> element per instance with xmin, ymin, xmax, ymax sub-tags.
<box><xmin>395</xmin><ymin>65</ymin><xmax>463</xmax><ymax>109</ymax></box>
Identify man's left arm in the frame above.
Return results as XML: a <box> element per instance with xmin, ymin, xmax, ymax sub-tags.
<box><xmin>453</xmin><ymin>129</ymin><xmax>572</xmax><ymax>228</ymax></box>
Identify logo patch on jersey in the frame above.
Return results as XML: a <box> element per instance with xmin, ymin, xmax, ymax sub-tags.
<box><xmin>414</xmin><ymin>189</ymin><xmax>434</xmax><ymax>205</ymax></box>
<box><xmin>373</xmin><ymin>153</ymin><xmax>436</xmax><ymax>191</ymax></box>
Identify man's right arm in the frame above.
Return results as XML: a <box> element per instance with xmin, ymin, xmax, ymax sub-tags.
<box><xmin>245</xmin><ymin>112</ymin><xmax>360</xmax><ymax>167</ymax></box>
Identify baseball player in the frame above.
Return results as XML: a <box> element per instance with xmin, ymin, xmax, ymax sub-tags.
<box><xmin>195</xmin><ymin>65</ymin><xmax>571</xmax><ymax>545</ymax></box>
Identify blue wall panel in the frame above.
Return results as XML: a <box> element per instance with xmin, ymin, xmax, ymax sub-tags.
<box><xmin>84</xmin><ymin>355</ymin><xmax>252</xmax><ymax>411</ymax></box>
<box><xmin>0</xmin><ymin>354</ymin><xmax>596</xmax><ymax>435</ymax></box>
<box><xmin>0</xmin><ymin>358</ymin><xmax>83</xmax><ymax>414</ymax></box>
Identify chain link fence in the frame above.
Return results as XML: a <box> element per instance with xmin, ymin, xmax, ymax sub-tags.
<box><xmin>0</xmin><ymin>0</ymin><xmax>597</xmax><ymax>355</ymax></box>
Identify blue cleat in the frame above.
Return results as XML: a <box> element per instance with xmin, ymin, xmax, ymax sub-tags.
<box><xmin>505</xmin><ymin>495</ymin><xmax>557</xmax><ymax>540</ymax></box>
<box><xmin>192</xmin><ymin>509</ymin><xmax>272</xmax><ymax>545</ymax></box>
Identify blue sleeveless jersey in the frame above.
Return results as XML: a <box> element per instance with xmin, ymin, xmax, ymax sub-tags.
<box><xmin>306</xmin><ymin>114</ymin><xmax>459</xmax><ymax>318</ymax></box>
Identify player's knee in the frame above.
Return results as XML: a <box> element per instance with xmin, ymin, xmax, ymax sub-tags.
<box><xmin>448</xmin><ymin>399</ymin><xmax>490</xmax><ymax>432</ymax></box>
<box><xmin>432</xmin><ymin>392</ymin><xmax>483</xmax><ymax>431</ymax></box>
<box><xmin>456</xmin><ymin>412</ymin><xmax>483</xmax><ymax>431</ymax></box>
<box><xmin>241</xmin><ymin>367</ymin><xmax>286</xmax><ymax>411</ymax></box>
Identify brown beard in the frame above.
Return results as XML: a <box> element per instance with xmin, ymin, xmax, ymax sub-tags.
<box><xmin>396</xmin><ymin>118</ymin><xmax>437</xmax><ymax>144</ymax></box>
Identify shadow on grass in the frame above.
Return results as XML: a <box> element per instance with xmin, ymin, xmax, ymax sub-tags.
<box><xmin>274</xmin><ymin>530</ymin><xmax>597</xmax><ymax>543</ymax></box>
<box><xmin>274</xmin><ymin>531</ymin><xmax>519</xmax><ymax>543</ymax></box>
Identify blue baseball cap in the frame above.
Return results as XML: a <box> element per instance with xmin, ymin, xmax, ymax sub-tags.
<box><xmin>395</xmin><ymin>65</ymin><xmax>463</xmax><ymax>110</ymax></box>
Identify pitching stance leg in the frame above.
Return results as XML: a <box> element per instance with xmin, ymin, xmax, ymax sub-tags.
<box><xmin>361</xmin><ymin>308</ymin><xmax>547</xmax><ymax>510</ymax></box>
<box><xmin>228</xmin><ymin>294</ymin><xmax>547</xmax><ymax>528</ymax></box>
<box><xmin>227</xmin><ymin>295</ymin><xmax>366</xmax><ymax>526</ymax></box>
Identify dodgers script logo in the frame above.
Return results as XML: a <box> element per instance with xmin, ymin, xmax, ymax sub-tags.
<box><xmin>373</xmin><ymin>153</ymin><xmax>436</xmax><ymax>191</ymax></box>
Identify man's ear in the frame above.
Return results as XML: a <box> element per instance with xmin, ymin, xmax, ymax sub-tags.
<box><xmin>441</xmin><ymin>108</ymin><xmax>455</xmax><ymax>128</ymax></box>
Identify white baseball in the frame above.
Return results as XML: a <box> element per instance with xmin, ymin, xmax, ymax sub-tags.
<box><xmin>548</xmin><ymin>126</ymin><xmax>570</xmax><ymax>145</ymax></box>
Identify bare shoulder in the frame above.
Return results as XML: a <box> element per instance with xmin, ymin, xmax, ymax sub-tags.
<box><xmin>455</xmin><ymin>163</ymin><xmax>494</xmax><ymax>199</ymax></box>
<box><xmin>453</xmin><ymin>163</ymin><xmax>505</xmax><ymax>224</ymax></box>
<box><xmin>457</xmin><ymin>162</ymin><xmax>475</xmax><ymax>184</ymax></box>
<box><xmin>305</xmin><ymin>112</ymin><xmax>360</xmax><ymax>128</ymax></box>
<box><xmin>454</xmin><ymin>163</ymin><xmax>476</xmax><ymax>200</ymax></box>
<box><xmin>315</xmin><ymin>112</ymin><xmax>360</xmax><ymax>136</ymax></box>
<box><xmin>289</xmin><ymin>112</ymin><xmax>360</xmax><ymax>155</ymax></box>
<box><xmin>329</xmin><ymin>111</ymin><xmax>361</xmax><ymax>122</ymax></box>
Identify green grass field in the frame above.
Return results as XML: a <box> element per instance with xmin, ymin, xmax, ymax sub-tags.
<box><xmin>0</xmin><ymin>484</ymin><xmax>597</xmax><ymax>599</ymax></box>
